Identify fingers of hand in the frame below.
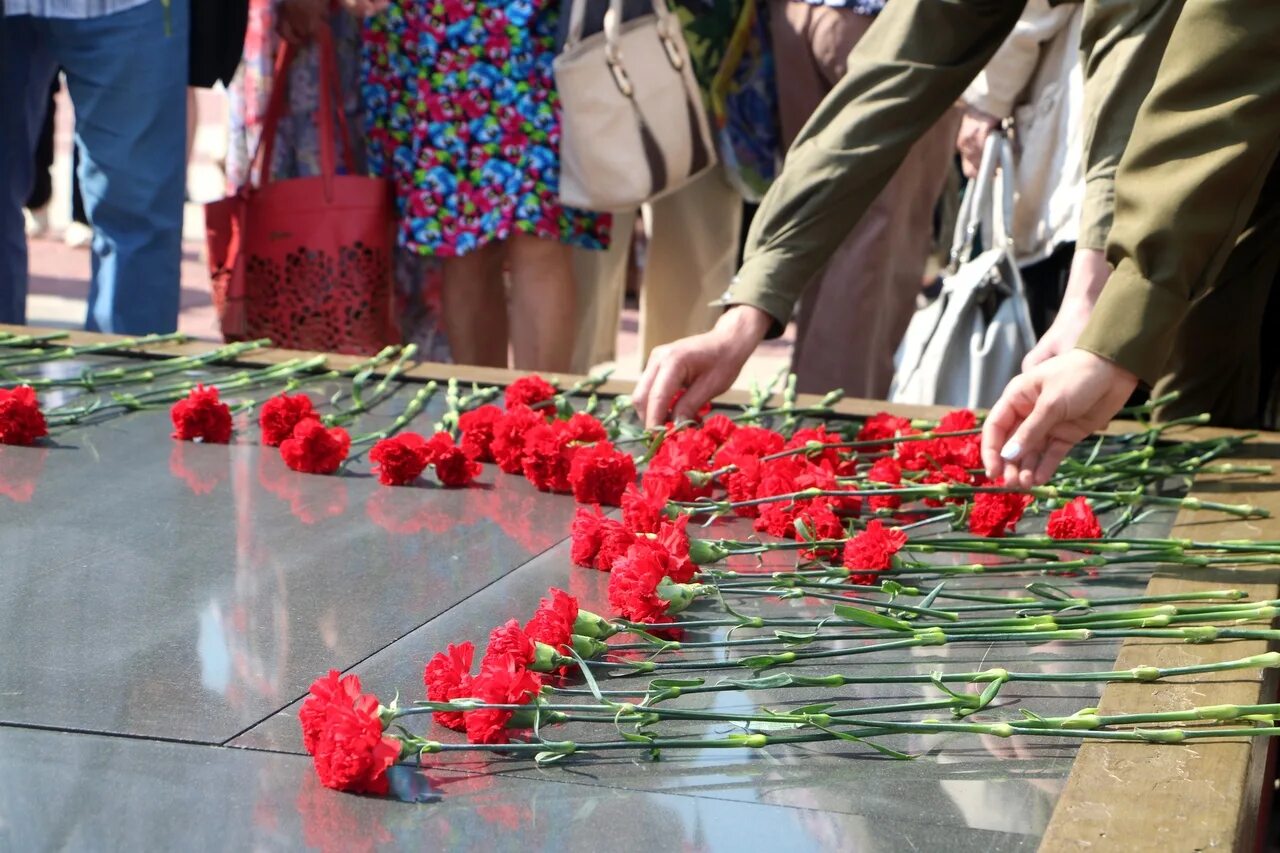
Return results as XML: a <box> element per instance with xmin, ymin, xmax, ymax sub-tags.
<box><xmin>981</xmin><ymin>377</ymin><xmax>1037</xmax><ymax>479</ymax></box>
<box><xmin>645</xmin><ymin>360</ymin><xmax>687</xmax><ymax>429</ymax></box>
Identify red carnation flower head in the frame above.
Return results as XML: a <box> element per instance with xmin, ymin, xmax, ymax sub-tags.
<box><xmin>504</xmin><ymin>375</ymin><xmax>557</xmax><ymax>410</ymax></box>
<box><xmin>1046</xmin><ymin>496</ymin><xmax>1103</xmax><ymax>540</ymax></box>
<box><xmin>464</xmin><ymin>655</ymin><xmax>543</xmax><ymax>745</ymax></box>
<box><xmin>424</xmin><ymin>431</ymin><xmax>482</xmax><ymax>487</ymax></box>
<box><xmin>700</xmin><ymin>414</ymin><xmax>738</xmax><ymax>447</ymax></box>
<box><xmin>937</xmin><ymin>408</ymin><xmax>978</xmax><ymax>433</ymax></box>
<box><xmin>298</xmin><ymin>670</ymin><xmax>400</xmax><ymax>795</ymax></box>
<box><xmin>787</xmin><ymin>425</ymin><xmax>851</xmax><ymax>473</ymax></box>
<box><xmin>621</xmin><ymin>481</ymin><xmax>671</xmax><ymax>533</ymax></box>
<box><xmin>843</xmin><ymin>519</ymin><xmax>908</xmax><ymax>585</ymax></box>
<box><xmin>369</xmin><ymin>432</ymin><xmax>431</xmax><ymax>486</ymax></box>
<box><xmin>490</xmin><ymin>404</ymin><xmax>548</xmax><ymax>474</ymax></box>
<box><xmin>794</xmin><ymin>500</ymin><xmax>846</xmax><ymax>545</ymax></box>
<box><xmin>721</xmin><ymin>454</ymin><xmax>764</xmax><ymax>517</ymax></box>
<box><xmin>562</xmin><ymin>412</ymin><xmax>607</xmax><ymax>444</ymax></box>
<box><xmin>866</xmin><ymin>457</ymin><xmax>904</xmax><ymax>511</ymax></box>
<box><xmin>969</xmin><ymin>484</ymin><xmax>1033</xmax><ymax>537</ymax></box>
<box><xmin>280</xmin><ymin>418</ymin><xmax>350</xmax><ymax>474</ymax></box>
<box><xmin>170</xmin><ymin>384</ymin><xmax>233</xmax><ymax>444</ymax></box>
<box><xmin>524</xmin><ymin>588</ymin><xmax>579</xmax><ymax>651</ymax></box>
<box><xmin>423</xmin><ymin>642</ymin><xmax>475</xmax><ymax>731</ymax></box>
<box><xmin>665</xmin><ymin>388</ymin><xmax>713</xmax><ymax>423</ymax></box>
<box><xmin>458</xmin><ymin>404</ymin><xmax>503</xmax><ymax>462</ymax></box>
<box><xmin>713</xmin><ymin>425</ymin><xmax>785</xmax><ymax>466</ymax></box>
<box><xmin>259</xmin><ymin>393</ymin><xmax>316</xmax><ymax>447</ymax></box>
<box><xmin>570</xmin><ymin>505</ymin><xmax>607</xmax><ymax>567</ymax></box>
<box><xmin>754</xmin><ymin>497</ymin><xmax>806</xmax><ymax>539</ymax></box>
<box><xmin>921</xmin><ymin>464</ymin><xmax>973</xmax><ymax>506</ymax></box>
<box><xmin>0</xmin><ymin>385</ymin><xmax>48</xmax><ymax>446</ymax></box>
<box><xmin>483</xmin><ymin>619</ymin><xmax>537</xmax><ymax>669</ymax></box>
<box><xmin>607</xmin><ymin>540</ymin><xmax>703</xmax><ymax>624</ymax></box>
<box><xmin>521</xmin><ymin>421</ymin><xmax>577</xmax><ymax>493</ymax></box>
<box><xmin>569</xmin><ymin>441</ymin><xmax>637</xmax><ymax>506</ymax></box>
<box><xmin>595</xmin><ymin>518</ymin><xmax>639</xmax><ymax>572</ymax></box>
<box><xmin>856</xmin><ymin>412</ymin><xmax>915</xmax><ymax>449</ymax></box>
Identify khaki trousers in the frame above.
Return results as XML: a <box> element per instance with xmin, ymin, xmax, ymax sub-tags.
<box><xmin>570</xmin><ymin>167</ymin><xmax>744</xmax><ymax>373</ymax></box>
<box><xmin>771</xmin><ymin>1</ymin><xmax>960</xmax><ymax>399</ymax></box>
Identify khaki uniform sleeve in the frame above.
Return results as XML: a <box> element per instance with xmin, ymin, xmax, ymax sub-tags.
<box><xmin>1077</xmin><ymin>0</ymin><xmax>1280</xmax><ymax>385</ymax></box>
<box><xmin>1074</xmin><ymin>0</ymin><xmax>1183</xmax><ymax>250</ymax></box>
<box><xmin>725</xmin><ymin>0</ymin><xmax>1027</xmax><ymax>334</ymax></box>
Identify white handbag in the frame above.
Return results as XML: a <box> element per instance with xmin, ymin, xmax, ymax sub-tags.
<box><xmin>889</xmin><ymin>131</ymin><xmax>1037</xmax><ymax>409</ymax></box>
<box><xmin>554</xmin><ymin>0</ymin><xmax>717</xmax><ymax>212</ymax></box>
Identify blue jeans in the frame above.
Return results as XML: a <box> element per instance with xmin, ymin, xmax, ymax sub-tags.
<box><xmin>0</xmin><ymin>0</ymin><xmax>188</xmax><ymax>334</ymax></box>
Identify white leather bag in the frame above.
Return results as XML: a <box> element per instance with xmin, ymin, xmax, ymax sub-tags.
<box><xmin>889</xmin><ymin>132</ymin><xmax>1037</xmax><ymax>409</ymax></box>
<box><xmin>554</xmin><ymin>0</ymin><xmax>717</xmax><ymax>211</ymax></box>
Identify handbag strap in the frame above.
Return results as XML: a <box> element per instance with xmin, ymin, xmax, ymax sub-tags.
<box><xmin>252</xmin><ymin>22</ymin><xmax>356</xmax><ymax>199</ymax></box>
<box><xmin>564</xmin><ymin>0</ymin><xmax>687</xmax><ymax>73</ymax></box>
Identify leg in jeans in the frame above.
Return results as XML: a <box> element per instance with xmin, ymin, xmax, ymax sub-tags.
<box><xmin>51</xmin><ymin>0</ymin><xmax>189</xmax><ymax>334</ymax></box>
<box><xmin>638</xmin><ymin>167</ymin><xmax>744</xmax><ymax>363</ymax></box>
<box><xmin>0</xmin><ymin>16</ymin><xmax>58</xmax><ymax>325</ymax></box>
<box><xmin>507</xmin><ymin>233</ymin><xmax>576</xmax><ymax>372</ymax></box>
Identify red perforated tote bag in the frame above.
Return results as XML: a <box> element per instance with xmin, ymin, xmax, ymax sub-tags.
<box><xmin>205</xmin><ymin>24</ymin><xmax>398</xmax><ymax>355</ymax></box>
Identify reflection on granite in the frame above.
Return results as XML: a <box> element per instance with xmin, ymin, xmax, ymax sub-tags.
<box><xmin>0</xmin><ymin>726</ymin><xmax>1036</xmax><ymax>852</ymax></box>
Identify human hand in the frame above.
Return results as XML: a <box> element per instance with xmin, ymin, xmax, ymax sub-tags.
<box><xmin>338</xmin><ymin>0</ymin><xmax>390</xmax><ymax>16</ymax></box>
<box><xmin>982</xmin><ymin>348</ymin><xmax>1138</xmax><ymax>487</ymax></box>
<box><xmin>277</xmin><ymin>0</ymin><xmax>328</xmax><ymax>44</ymax></box>
<box><xmin>632</xmin><ymin>305</ymin><xmax>771</xmax><ymax>428</ymax></box>
<box><xmin>956</xmin><ymin>106</ymin><xmax>1000</xmax><ymax>179</ymax></box>
<box><xmin>1022</xmin><ymin>248</ymin><xmax>1110</xmax><ymax>371</ymax></box>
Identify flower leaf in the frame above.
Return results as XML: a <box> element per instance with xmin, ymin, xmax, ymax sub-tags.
<box><xmin>833</xmin><ymin>603</ymin><xmax>913</xmax><ymax>632</ymax></box>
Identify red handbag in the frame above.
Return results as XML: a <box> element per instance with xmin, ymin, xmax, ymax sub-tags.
<box><xmin>205</xmin><ymin>23</ymin><xmax>399</xmax><ymax>355</ymax></box>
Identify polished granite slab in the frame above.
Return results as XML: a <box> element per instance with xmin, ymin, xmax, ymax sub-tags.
<box><xmin>0</xmin><ymin>369</ymin><xmax>579</xmax><ymax>743</ymax></box>
<box><xmin>0</xmin><ymin>726</ymin><xmax>1037</xmax><ymax>852</ymax></box>
<box><xmin>0</xmin><ymin>355</ymin><xmax>1182</xmax><ymax>849</ymax></box>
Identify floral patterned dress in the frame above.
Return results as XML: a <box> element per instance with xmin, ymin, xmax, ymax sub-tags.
<box><xmin>361</xmin><ymin>1</ymin><xmax>610</xmax><ymax>257</ymax></box>
<box><xmin>225</xmin><ymin>0</ymin><xmax>452</xmax><ymax>362</ymax></box>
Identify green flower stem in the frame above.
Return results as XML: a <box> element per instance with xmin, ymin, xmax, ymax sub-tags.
<box><xmin>544</xmin><ymin>652</ymin><xmax>1280</xmax><ymax>703</ymax></box>
<box><xmin>0</xmin><ymin>331</ymin><xmax>188</xmax><ymax>369</ymax></box>
<box><xmin>326</xmin><ymin>344</ymin><xmax>417</xmax><ymax>425</ymax></box>
<box><xmin>347</xmin><ymin>381</ymin><xmax>439</xmax><ymax>450</ymax></box>
<box><xmin>11</xmin><ymin>339</ymin><xmax>272</xmax><ymax>391</ymax></box>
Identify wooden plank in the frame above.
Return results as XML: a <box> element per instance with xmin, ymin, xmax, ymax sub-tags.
<box><xmin>1040</xmin><ymin>432</ymin><xmax>1280</xmax><ymax>852</ymax></box>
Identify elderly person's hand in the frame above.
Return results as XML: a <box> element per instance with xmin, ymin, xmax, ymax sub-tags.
<box><xmin>956</xmin><ymin>106</ymin><xmax>1000</xmax><ymax>179</ymax></box>
<box><xmin>277</xmin><ymin>0</ymin><xmax>329</xmax><ymax>44</ymax></box>
<box><xmin>631</xmin><ymin>305</ymin><xmax>771</xmax><ymax>428</ymax></box>
<box><xmin>982</xmin><ymin>348</ymin><xmax>1138</xmax><ymax>487</ymax></box>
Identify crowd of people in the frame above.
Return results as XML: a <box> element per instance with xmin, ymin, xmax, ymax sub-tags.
<box><xmin>3</xmin><ymin>0</ymin><xmax>1278</xmax><ymax>486</ymax></box>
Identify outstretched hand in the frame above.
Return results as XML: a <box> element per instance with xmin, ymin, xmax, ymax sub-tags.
<box><xmin>632</xmin><ymin>305</ymin><xmax>771</xmax><ymax>428</ymax></box>
<box><xmin>982</xmin><ymin>349</ymin><xmax>1138</xmax><ymax>487</ymax></box>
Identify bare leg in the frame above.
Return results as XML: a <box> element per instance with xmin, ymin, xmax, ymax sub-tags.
<box><xmin>442</xmin><ymin>242</ymin><xmax>508</xmax><ymax>366</ymax></box>
<box><xmin>506</xmin><ymin>232</ymin><xmax>576</xmax><ymax>372</ymax></box>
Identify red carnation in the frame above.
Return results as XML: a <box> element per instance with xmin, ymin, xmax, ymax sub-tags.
<box><xmin>521</xmin><ymin>422</ymin><xmax>576</xmax><ymax>493</ymax></box>
<box><xmin>490</xmin><ymin>404</ymin><xmax>547</xmax><ymax>474</ymax></box>
<box><xmin>465</xmin><ymin>655</ymin><xmax>543</xmax><ymax>745</ymax></box>
<box><xmin>843</xmin><ymin>520</ymin><xmax>907</xmax><ymax>585</ymax></box>
<box><xmin>969</xmin><ymin>486</ymin><xmax>1032</xmax><ymax>537</ymax></box>
<box><xmin>369</xmin><ymin>432</ymin><xmax>431</xmax><ymax>486</ymax></box>
<box><xmin>569</xmin><ymin>441</ymin><xmax>636</xmax><ymax>506</ymax></box>
<box><xmin>721</xmin><ymin>454</ymin><xmax>764</xmax><ymax>517</ymax></box>
<box><xmin>866</xmin><ymin>457</ymin><xmax>904</xmax><ymax>511</ymax></box>
<box><xmin>794</xmin><ymin>501</ymin><xmax>846</xmax><ymax>543</ymax></box>
<box><xmin>621</xmin><ymin>482</ymin><xmax>671</xmax><ymax>533</ymax></box>
<box><xmin>562</xmin><ymin>412</ymin><xmax>607</xmax><ymax>444</ymax></box>
<box><xmin>937</xmin><ymin>409</ymin><xmax>978</xmax><ymax>433</ymax></box>
<box><xmin>787</xmin><ymin>425</ymin><xmax>851</xmax><ymax>473</ymax></box>
<box><xmin>259</xmin><ymin>393</ymin><xmax>316</xmax><ymax>447</ymax></box>
<box><xmin>423</xmin><ymin>642</ymin><xmax>475</xmax><ymax>731</ymax></box>
<box><xmin>921</xmin><ymin>464</ymin><xmax>973</xmax><ymax>506</ymax></box>
<box><xmin>856</xmin><ymin>412</ymin><xmax>915</xmax><ymax>448</ymax></box>
<box><xmin>700</xmin><ymin>414</ymin><xmax>738</xmax><ymax>447</ymax></box>
<box><xmin>280</xmin><ymin>418</ymin><xmax>350</xmax><ymax>474</ymax></box>
<box><xmin>570</xmin><ymin>506</ymin><xmax>635</xmax><ymax>570</ymax></box>
<box><xmin>665</xmin><ymin>388</ymin><xmax>713</xmax><ymax>422</ymax></box>
<box><xmin>0</xmin><ymin>385</ymin><xmax>48</xmax><ymax>446</ymax></box>
<box><xmin>483</xmin><ymin>619</ymin><xmax>536</xmax><ymax>668</ymax></box>
<box><xmin>170</xmin><ymin>385</ymin><xmax>232</xmax><ymax>444</ymax></box>
<box><xmin>504</xmin><ymin>375</ymin><xmax>557</xmax><ymax>409</ymax></box>
<box><xmin>714</xmin><ymin>425</ymin><xmax>785</xmax><ymax>466</ymax></box>
<box><xmin>424</xmin><ymin>431</ymin><xmax>482</xmax><ymax>487</ymax></box>
<box><xmin>298</xmin><ymin>670</ymin><xmax>400</xmax><ymax>795</ymax></box>
<box><xmin>459</xmin><ymin>404</ymin><xmax>503</xmax><ymax>462</ymax></box>
<box><xmin>608</xmin><ymin>542</ymin><xmax>678</xmax><ymax>624</ymax></box>
<box><xmin>1047</xmin><ymin>496</ymin><xmax>1103</xmax><ymax>540</ymax></box>
<box><xmin>524</xmin><ymin>588</ymin><xmax>579</xmax><ymax>650</ymax></box>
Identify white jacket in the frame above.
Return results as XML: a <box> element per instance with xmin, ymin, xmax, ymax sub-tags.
<box><xmin>963</xmin><ymin>0</ymin><xmax>1084</xmax><ymax>266</ymax></box>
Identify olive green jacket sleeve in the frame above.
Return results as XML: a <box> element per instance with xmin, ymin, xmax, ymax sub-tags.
<box><xmin>1074</xmin><ymin>0</ymin><xmax>1184</xmax><ymax>250</ymax></box>
<box><xmin>725</xmin><ymin>0</ymin><xmax>1027</xmax><ymax>334</ymax></box>
<box><xmin>1076</xmin><ymin>0</ymin><xmax>1280</xmax><ymax>385</ymax></box>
